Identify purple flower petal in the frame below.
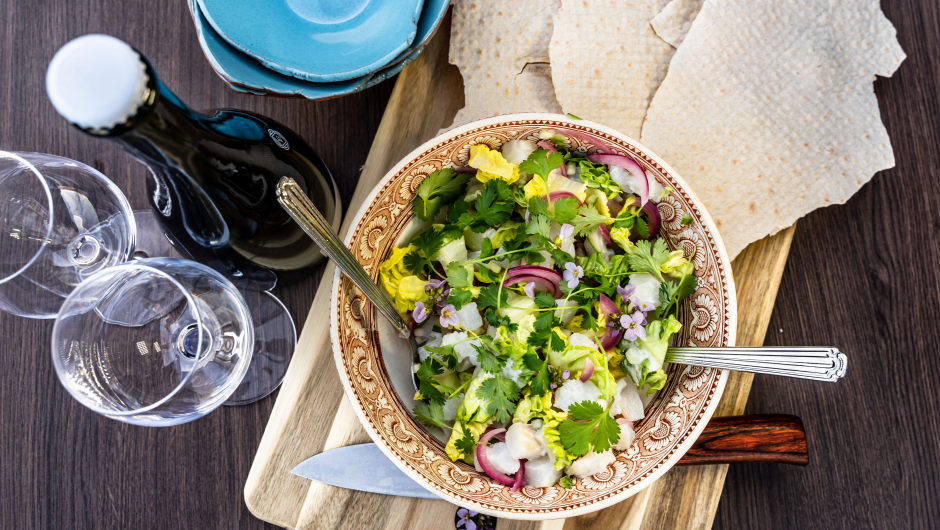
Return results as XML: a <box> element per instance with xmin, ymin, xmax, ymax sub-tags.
<box><xmin>524</xmin><ymin>281</ymin><xmax>536</xmax><ymax>298</ymax></box>
<box><xmin>635</xmin><ymin>326</ymin><xmax>647</xmax><ymax>341</ymax></box>
<box><xmin>466</xmin><ymin>521</ymin><xmax>477</xmax><ymax>530</ymax></box>
<box><xmin>439</xmin><ymin>304</ymin><xmax>460</xmax><ymax>328</ymax></box>
<box><xmin>413</xmin><ymin>302</ymin><xmax>428</xmax><ymax>323</ymax></box>
<box><xmin>456</xmin><ymin>520</ymin><xmax>466</xmax><ymax>529</ymax></box>
<box><xmin>563</xmin><ymin>370</ymin><xmax>570</xmax><ymax>380</ymax></box>
<box><xmin>468</xmin><ymin>511</ymin><xmax>478</xmax><ymax>517</ymax></box>
<box><xmin>559</xmin><ymin>223</ymin><xmax>574</xmax><ymax>239</ymax></box>
<box><xmin>457</xmin><ymin>508</ymin><xmax>468</xmax><ymax>518</ymax></box>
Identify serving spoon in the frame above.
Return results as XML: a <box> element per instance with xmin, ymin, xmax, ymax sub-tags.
<box><xmin>277</xmin><ymin>176</ymin><xmax>846</xmax><ymax>383</ymax></box>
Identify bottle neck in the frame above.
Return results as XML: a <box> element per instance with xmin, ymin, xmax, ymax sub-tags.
<box><xmin>85</xmin><ymin>58</ymin><xmax>203</xmax><ymax>166</ymax></box>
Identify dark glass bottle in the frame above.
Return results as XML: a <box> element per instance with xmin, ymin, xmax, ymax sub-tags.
<box><xmin>56</xmin><ymin>49</ymin><xmax>340</xmax><ymax>290</ymax></box>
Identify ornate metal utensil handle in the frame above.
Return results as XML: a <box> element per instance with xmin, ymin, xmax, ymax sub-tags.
<box><xmin>277</xmin><ymin>176</ymin><xmax>411</xmax><ymax>339</ymax></box>
<box><xmin>666</xmin><ymin>347</ymin><xmax>847</xmax><ymax>382</ymax></box>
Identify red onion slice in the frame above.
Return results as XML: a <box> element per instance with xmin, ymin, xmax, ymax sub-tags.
<box><xmin>580</xmin><ymin>358</ymin><xmax>595</xmax><ymax>382</ymax></box>
<box><xmin>503</xmin><ymin>275</ymin><xmax>560</xmax><ymax>298</ymax></box>
<box><xmin>549</xmin><ymin>191</ymin><xmax>582</xmax><ymax>206</ymax></box>
<box><xmin>634</xmin><ymin>197</ymin><xmax>662</xmax><ymax>241</ymax></box>
<box><xmin>598</xmin><ymin>293</ymin><xmax>620</xmax><ymax>318</ymax></box>
<box><xmin>454</xmin><ymin>166</ymin><xmax>477</xmax><ymax>174</ymax></box>
<box><xmin>510</xmin><ymin>460</ymin><xmax>526</xmax><ymax>492</ymax></box>
<box><xmin>476</xmin><ymin>428</ymin><xmax>516</xmax><ymax>487</ymax></box>
<box><xmin>506</xmin><ymin>265</ymin><xmax>563</xmax><ymax>287</ymax></box>
<box><xmin>598</xmin><ymin>225</ymin><xmax>613</xmax><ymax>247</ymax></box>
<box><xmin>587</xmin><ymin>153</ymin><xmax>649</xmax><ymax>206</ymax></box>
<box><xmin>557</xmin><ymin>129</ymin><xmax>612</xmax><ymax>153</ymax></box>
<box><xmin>600</xmin><ymin>329</ymin><xmax>621</xmax><ymax>350</ymax></box>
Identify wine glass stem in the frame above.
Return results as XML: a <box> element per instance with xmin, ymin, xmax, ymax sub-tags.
<box><xmin>67</xmin><ymin>234</ymin><xmax>102</xmax><ymax>266</ymax></box>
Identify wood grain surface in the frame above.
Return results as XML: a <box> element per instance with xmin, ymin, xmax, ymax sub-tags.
<box><xmin>0</xmin><ymin>1</ymin><xmax>936</xmax><ymax>530</ymax></box>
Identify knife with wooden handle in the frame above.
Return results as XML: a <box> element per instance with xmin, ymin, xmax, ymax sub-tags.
<box><xmin>290</xmin><ymin>414</ymin><xmax>808</xmax><ymax>499</ymax></box>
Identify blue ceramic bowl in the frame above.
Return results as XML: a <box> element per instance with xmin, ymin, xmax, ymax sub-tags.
<box><xmin>197</xmin><ymin>0</ymin><xmax>424</xmax><ymax>83</ymax></box>
<box><xmin>188</xmin><ymin>0</ymin><xmax>449</xmax><ymax>100</ymax></box>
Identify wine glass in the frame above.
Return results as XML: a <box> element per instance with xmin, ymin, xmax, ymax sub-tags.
<box><xmin>0</xmin><ymin>151</ymin><xmax>136</xmax><ymax>318</ymax></box>
<box><xmin>51</xmin><ymin>257</ymin><xmax>253</xmax><ymax>426</ymax></box>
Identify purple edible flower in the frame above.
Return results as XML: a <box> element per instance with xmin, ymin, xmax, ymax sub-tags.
<box><xmin>630</xmin><ymin>294</ymin><xmax>654</xmax><ymax>313</ymax></box>
<box><xmin>426</xmin><ymin>277</ymin><xmax>446</xmax><ymax>290</ymax></box>
<box><xmin>620</xmin><ymin>312</ymin><xmax>647</xmax><ymax>341</ymax></box>
<box><xmin>562</xmin><ymin>369</ymin><xmax>570</xmax><ymax>380</ymax></box>
<box><xmin>559</xmin><ymin>223</ymin><xmax>574</xmax><ymax>240</ymax></box>
<box><xmin>456</xmin><ymin>508</ymin><xmax>478</xmax><ymax>530</ymax></box>
<box><xmin>563</xmin><ymin>262</ymin><xmax>584</xmax><ymax>289</ymax></box>
<box><xmin>617</xmin><ymin>284</ymin><xmax>636</xmax><ymax>304</ymax></box>
<box><xmin>412</xmin><ymin>302</ymin><xmax>428</xmax><ymax>324</ymax></box>
<box><xmin>523</xmin><ymin>281</ymin><xmax>537</xmax><ymax>299</ymax></box>
<box><xmin>439</xmin><ymin>304</ymin><xmax>460</xmax><ymax>329</ymax></box>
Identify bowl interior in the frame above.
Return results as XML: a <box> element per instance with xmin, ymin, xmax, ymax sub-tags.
<box><xmin>331</xmin><ymin>115</ymin><xmax>735</xmax><ymax>519</ymax></box>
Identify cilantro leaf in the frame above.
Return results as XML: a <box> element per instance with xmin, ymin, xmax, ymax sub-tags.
<box><xmin>559</xmin><ymin>400</ymin><xmax>621</xmax><ymax>457</ymax></box>
<box><xmin>533</xmin><ymin>309</ymin><xmax>556</xmax><ymax>331</ymax></box>
<box><xmin>411</xmin><ymin>229</ymin><xmax>446</xmax><ymax>259</ymax></box>
<box><xmin>519</xmin><ymin>149</ymin><xmax>564</xmax><ymax>180</ymax></box>
<box><xmin>677</xmin><ymin>272</ymin><xmax>698</xmax><ymax>300</ymax></box>
<box><xmin>552</xmin><ymin>197</ymin><xmax>580</xmax><ymax>224</ymax></box>
<box><xmin>447</xmin><ymin>288</ymin><xmax>473</xmax><ymax>310</ymax></box>
<box><xmin>446</xmin><ymin>262</ymin><xmax>473</xmax><ymax>288</ymax></box>
<box><xmin>570</xmin><ymin>204</ymin><xmax>613</xmax><ymax>237</ymax></box>
<box><xmin>626</xmin><ymin>239</ymin><xmax>669</xmax><ymax>281</ymax></box>
<box><xmin>681</xmin><ymin>215</ymin><xmax>693</xmax><ymax>226</ymax></box>
<box><xmin>526</xmin><ymin>251</ymin><xmax>546</xmax><ymax>264</ymax></box>
<box><xmin>534</xmin><ymin>291</ymin><xmax>556</xmax><ymax>309</ymax></box>
<box><xmin>446</xmin><ymin>200</ymin><xmax>470</xmax><ymax>224</ymax></box>
<box><xmin>550</xmin><ymin>329</ymin><xmax>567</xmax><ymax>351</ymax></box>
<box><xmin>413</xmin><ymin>401</ymin><xmax>453</xmax><ymax>431</ymax></box>
<box><xmin>413</xmin><ymin>168</ymin><xmax>471</xmax><ymax>221</ymax></box>
<box><xmin>523</xmin><ymin>353</ymin><xmax>550</xmax><ymax>396</ymax></box>
<box><xmin>423</xmin><ymin>344</ymin><xmax>459</xmax><ymax>372</ymax></box>
<box><xmin>476</xmin><ymin>343</ymin><xmax>506</xmax><ymax>374</ymax></box>
<box><xmin>403</xmin><ymin>250</ymin><xmax>427</xmax><ymax>276</ymax></box>
<box><xmin>477</xmin><ymin>284</ymin><xmax>508</xmax><ymax>311</ymax></box>
<box><xmin>454</xmin><ymin>427</ymin><xmax>477</xmax><ymax>455</ymax></box>
<box><xmin>551</xmin><ymin>248</ymin><xmax>575</xmax><ymax>267</ymax></box>
<box><xmin>477</xmin><ymin>376</ymin><xmax>520</xmax><ymax>423</ymax></box>
<box><xmin>480</xmin><ymin>238</ymin><xmax>494</xmax><ymax>259</ymax></box>
<box><xmin>416</xmin><ymin>357</ymin><xmax>447</xmax><ymax>404</ymax></box>
<box><xmin>528</xmin><ymin>197</ymin><xmax>550</xmax><ymax>217</ymax></box>
<box><xmin>635</xmin><ymin>216</ymin><xmax>650</xmax><ymax>239</ymax></box>
<box><xmin>526</xmin><ymin>214</ymin><xmax>552</xmax><ymax>239</ymax></box>
<box><xmin>559</xmin><ymin>476</ymin><xmax>575</xmax><ymax>488</ymax></box>
<box><xmin>474</xmin><ymin>184</ymin><xmax>514</xmax><ymax>228</ymax></box>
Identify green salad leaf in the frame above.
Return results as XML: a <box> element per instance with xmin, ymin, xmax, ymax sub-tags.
<box><xmin>413</xmin><ymin>168</ymin><xmax>471</xmax><ymax>221</ymax></box>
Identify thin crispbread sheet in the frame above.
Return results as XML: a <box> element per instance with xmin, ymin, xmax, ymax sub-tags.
<box><xmin>447</xmin><ymin>0</ymin><xmax>563</xmax><ymax>129</ymax></box>
<box><xmin>640</xmin><ymin>0</ymin><xmax>905</xmax><ymax>259</ymax></box>
<box><xmin>549</xmin><ymin>0</ymin><xmax>674</xmax><ymax>138</ymax></box>
<box><xmin>650</xmin><ymin>0</ymin><xmax>705</xmax><ymax>47</ymax></box>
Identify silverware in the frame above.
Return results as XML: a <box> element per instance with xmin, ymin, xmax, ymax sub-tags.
<box><xmin>277</xmin><ymin>175</ymin><xmax>846</xmax><ymax>383</ymax></box>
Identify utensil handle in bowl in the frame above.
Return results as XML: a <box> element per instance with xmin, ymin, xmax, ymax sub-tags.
<box><xmin>677</xmin><ymin>414</ymin><xmax>809</xmax><ymax>466</ymax></box>
<box><xmin>665</xmin><ymin>347</ymin><xmax>847</xmax><ymax>382</ymax></box>
<box><xmin>276</xmin><ymin>176</ymin><xmax>411</xmax><ymax>338</ymax></box>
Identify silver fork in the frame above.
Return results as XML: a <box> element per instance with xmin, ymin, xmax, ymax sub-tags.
<box><xmin>277</xmin><ymin>176</ymin><xmax>847</xmax><ymax>383</ymax></box>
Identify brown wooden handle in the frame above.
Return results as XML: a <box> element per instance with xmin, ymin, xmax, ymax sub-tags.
<box><xmin>676</xmin><ymin>414</ymin><xmax>809</xmax><ymax>466</ymax></box>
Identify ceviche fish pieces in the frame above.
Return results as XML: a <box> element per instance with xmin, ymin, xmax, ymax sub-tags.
<box><xmin>378</xmin><ymin>131</ymin><xmax>698</xmax><ymax>490</ymax></box>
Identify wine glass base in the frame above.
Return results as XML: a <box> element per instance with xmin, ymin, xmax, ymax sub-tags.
<box><xmin>224</xmin><ymin>289</ymin><xmax>296</xmax><ymax>405</ymax></box>
<box><xmin>132</xmin><ymin>209</ymin><xmax>296</xmax><ymax>406</ymax></box>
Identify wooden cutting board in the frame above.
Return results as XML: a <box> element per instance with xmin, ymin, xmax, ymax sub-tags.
<box><xmin>245</xmin><ymin>11</ymin><xmax>796</xmax><ymax>530</ymax></box>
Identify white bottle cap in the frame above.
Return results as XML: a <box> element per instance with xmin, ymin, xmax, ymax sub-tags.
<box><xmin>46</xmin><ymin>34</ymin><xmax>150</xmax><ymax>130</ymax></box>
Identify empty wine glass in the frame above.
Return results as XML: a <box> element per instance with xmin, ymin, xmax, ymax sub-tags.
<box><xmin>51</xmin><ymin>257</ymin><xmax>253</xmax><ymax>426</ymax></box>
<box><xmin>0</xmin><ymin>151</ymin><xmax>135</xmax><ymax>318</ymax></box>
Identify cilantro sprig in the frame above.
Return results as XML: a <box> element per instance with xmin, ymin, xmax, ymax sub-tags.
<box><xmin>413</xmin><ymin>168</ymin><xmax>471</xmax><ymax>221</ymax></box>
<box><xmin>558</xmin><ymin>400</ymin><xmax>621</xmax><ymax>457</ymax></box>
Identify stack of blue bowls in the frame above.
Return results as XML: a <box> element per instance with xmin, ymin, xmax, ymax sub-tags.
<box><xmin>187</xmin><ymin>0</ymin><xmax>450</xmax><ymax>99</ymax></box>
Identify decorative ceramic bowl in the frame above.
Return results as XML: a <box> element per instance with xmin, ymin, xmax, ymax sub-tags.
<box><xmin>331</xmin><ymin>114</ymin><xmax>736</xmax><ymax>519</ymax></box>
<box><xmin>198</xmin><ymin>0</ymin><xmax>424</xmax><ymax>82</ymax></box>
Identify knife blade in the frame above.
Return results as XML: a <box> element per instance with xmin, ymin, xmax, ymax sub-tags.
<box><xmin>290</xmin><ymin>414</ymin><xmax>807</xmax><ymax>498</ymax></box>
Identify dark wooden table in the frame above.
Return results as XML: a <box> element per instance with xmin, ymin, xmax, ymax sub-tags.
<box><xmin>0</xmin><ymin>1</ymin><xmax>936</xmax><ymax>529</ymax></box>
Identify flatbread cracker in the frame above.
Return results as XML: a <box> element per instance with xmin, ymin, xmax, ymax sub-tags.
<box><xmin>640</xmin><ymin>0</ymin><xmax>905</xmax><ymax>259</ymax></box>
<box><xmin>447</xmin><ymin>0</ymin><xmax>563</xmax><ymax>129</ymax></box>
<box><xmin>650</xmin><ymin>0</ymin><xmax>705</xmax><ymax>47</ymax></box>
<box><xmin>549</xmin><ymin>0</ymin><xmax>674</xmax><ymax>138</ymax></box>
